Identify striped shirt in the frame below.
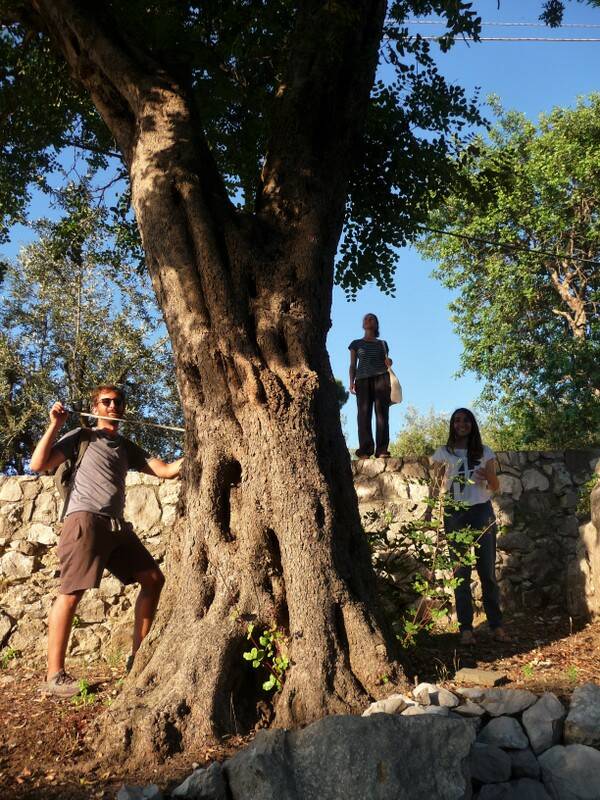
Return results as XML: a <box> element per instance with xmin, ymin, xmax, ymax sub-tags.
<box><xmin>349</xmin><ymin>338</ymin><xmax>389</xmax><ymax>380</ymax></box>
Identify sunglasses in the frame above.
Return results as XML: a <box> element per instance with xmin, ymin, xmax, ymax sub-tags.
<box><xmin>98</xmin><ymin>397</ymin><xmax>124</xmax><ymax>408</ymax></box>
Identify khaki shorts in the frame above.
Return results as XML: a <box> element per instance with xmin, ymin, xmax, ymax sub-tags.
<box><xmin>57</xmin><ymin>511</ymin><xmax>159</xmax><ymax>595</ymax></box>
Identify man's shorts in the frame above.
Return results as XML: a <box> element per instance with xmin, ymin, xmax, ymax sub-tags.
<box><xmin>57</xmin><ymin>511</ymin><xmax>159</xmax><ymax>594</ymax></box>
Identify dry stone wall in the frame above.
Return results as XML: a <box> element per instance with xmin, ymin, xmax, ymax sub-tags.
<box><xmin>0</xmin><ymin>449</ymin><xmax>599</xmax><ymax>662</ymax></box>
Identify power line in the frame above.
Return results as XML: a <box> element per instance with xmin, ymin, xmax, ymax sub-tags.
<box><xmin>406</xmin><ymin>20</ymin><xmax>600</xmax><ymax>28</ymax></box>
<box><xmin>421</xmin><ymin>35</ymin><xmax>600</xmax><ymax>42</ymax></box>
<box><xmin>416</xmin><ymin>224</ymin><xmax>600</xmax><ymax>267</ymax></box>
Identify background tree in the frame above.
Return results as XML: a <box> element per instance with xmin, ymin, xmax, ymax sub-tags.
<box><xmin>419</xmin><ymin>96</ymin><xmax>600</xmax><ymax>448</ymax></box>
<box><xmin>0</xmin><ymin>0</ymin><xmax>486</xmax><ymax>765</ymax></box>
<box><xmin>0</xmin><ymin>179</ymin><xmax>181</xmax><ymax>472</ymax></box>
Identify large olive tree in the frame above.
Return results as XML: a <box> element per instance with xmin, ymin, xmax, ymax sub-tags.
<box><xmin>0</xmin><ymin>0</ymin><xmax>482</xmax><ymax>765</ymax></box>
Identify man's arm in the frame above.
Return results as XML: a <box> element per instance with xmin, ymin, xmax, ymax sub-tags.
<box><xmin>30</xmin><ymin>402</ymin><xmax>70</xmax><ymax>473</ymax></box>
<box><xmin>142</xmin><ymin>457</ymin><xmax>184</xmax><ymax>480</ymax></box>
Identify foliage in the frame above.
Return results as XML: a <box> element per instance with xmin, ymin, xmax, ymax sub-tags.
<box><xmin>390</xmin><ymin>406</ymin><xmax>450</xmax><ymax>457</ymax></box>
<box><xmin>577</xmin><ymin>472</ymin><xmax>599</xmax><ymax>518</ymax></box>
<box><xmin>243</xmin><ymin>622</ymin><xmax>290</xmax><ymax>692</ymax></box>
<box><xmin>0</xmin><ymin>178</ymin><xmax>182</xmax><ymax>472</ymax></box>
<box><xmin>334</xmin><ymin>378</ymin><xmax>350</xmax><ymax>411</ymax></box>
<box><xmin>0</xmin><ymin>2</ymin><xmax>485</xmax><ymax>297</ymax></box>
<box><xmin>418</xmin><ymin>96</ymin><xmax>600</xmax><ymax>448</ymax></box>
<box><xmin>0</xmin><ymin>646</ymin><xmax>20</xmax><ymax>669</ymax></box>
<box><xmin>365</xmin><ymin>469</ymin><xmax>488</xmax><ymax>648</ymax></box>
<box><xmin>71</xmin><ymin>679</ymin><xmax>96</xmax><ymax>706</ymax></box>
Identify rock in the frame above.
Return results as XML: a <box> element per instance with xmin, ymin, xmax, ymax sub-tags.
<box><xmin>0</xmin><ymin>481</ymin><xmax>23</xmax><ymax>502</ymax></box>
<box><xmin>401</xmin><ymin>704</ymin><xmax>450</xmax><ymax>717</ymax></box>
<box><xmin>354</xmin><ymin>478</ymin><xmax>381</xmax><ymax>502</ymax></box>
<box><xmin>27</xmin><ymin>522</ymin><xmax>57</xmax><ymax>546</ymax></box>
<box><xmin>454</xmin><ymin>700</ymin><xmax>486</xmax><ymax>718</ymax></box>
<box><xmin>161</xmin><ymin>504</ymin><xmax>178</xmax><ymax>526</ymax></box>
<box><xmin>30</xmin><ymin>492</ymin><xmax>57</xmax><ymax>523</ymax></box>
<box><xmin>478</xmin><ymin>717</ymin><xmax>529</xmax><ymax>750</ymax></box>
<box><xmin>362</xmin><ymin>693</ymin><xmax>411</xmax><ymax>716</ymax></box>
<box><xmin>0</xmin><ymin>611</ymin><xmax>14</xmax><ymax>648</ymax></box>
<box><xmin>224</xmin><ymin>714</ymin><xmax>475</xmax><ymax>800</ymax></box>
<box><xmin>0</xmin><ymin>551</ymin><xmax>36</xmax><ymax>579</ymax></box>
<box><xmin>478</xmin><ymin>779</ymin><xmax>551</xmax><ymax>799</ymax></box>
<box><xmin>124</xmin><ymin>486</ymin><xmax>161</xmax><ymax>532</ymax></box>
<box><xmin>539</xmin><ymin>744</ymin><xmax>600</xmax><ymax>800</ymax></box>
<box><xmin>522</xmin><ymin>693</ymin><xmax>566</xmax><ymax>755</ymax></box>
<box><xmin>497</xmin><ymin>532</ymin><xmax>533</xmax><ymax>553</ymax></box>
<box><xmin>522</xmin><ymin>469</ymin><xmax>550</xmax><ymax>492</ymax></box>
<box><xmin>470</xmin><ymin>742</ymin><xmax>511</xmax><ymax>784</ymax></box>
<box><xmin>77</xmin><ymin>595</ymin><xmax>106</xmax><ymax>623</ymax></box>
<box><xmin>551</xmin><ymin>464</ymin><xmax>573</xmax><ymax>494</ymax></box>
<box><xmin>456</xmin><ymin>687</ymin><xmax>486</xmax><ymax>701</ymax></box>
<box><xmin>158</xmin><ymin>480</ymin><xmax>181</xmax><ymax>505</ymax></box>
<box><xmin>455</xmin><ymin>668</ymin><xmax>507</xmax><ymax>687</ymax></box>
<box><xmin>172</xmin><ymin>763</ymin><xmax>227</xmax><ymax>798</ymax></box>
<box><xmin>498</xmin><ymin>474</ymin><xmax>523</xmax><ymax>500</ymax></box>
<box><xmin>479</xmin><ymin>689</ymin><xmax>538</xmax><ymax>717</ymax></box>
<box><xmin>117</xmin><ymin>785</ymin><xmax>163</xmax><ymax>800</ymax></box>
<box><xmin>358</xmin><ymin>459</ymin><xmax>386</xmax><ymax>478</ymax></box>
<box><xmin>509</xmin><ymin>748</ymin><xmax>541</xmax><ymax>780</ymax></box>
<box><xmin>413</xmin><ymin>682</ymin><xmax>460</xmax><ymax>708</ymax></box>
<box><xmin>564</xmin><ymin>683</ymin><xmax>600</xmax><ymax>748</ymax></box>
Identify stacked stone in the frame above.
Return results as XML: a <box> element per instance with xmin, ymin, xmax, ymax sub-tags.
<box><xmin>0</xmin><ymin>473</ymin><xmax>181</xmax><ymax>661</ymax></box>
<box><xmin>353</xmin><ymin>450</ymin><xmax>600</xmax><ymax>619</ymax></box>
<box><xmin>363</xmin><ymin>681</ymin><xmax>600</xmax><ymax>800</ymax></box>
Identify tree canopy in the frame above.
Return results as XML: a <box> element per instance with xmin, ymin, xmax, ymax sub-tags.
<box><xmin>419</xmin><ymin>96</ymin><xmax>600</xmax><ymax>447</ymax></box>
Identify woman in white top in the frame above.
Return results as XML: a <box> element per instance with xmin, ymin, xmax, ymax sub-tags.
<box><xmin>431</xmin><ymin>408</ymin><xmax>509</xmax><ymax>646</ymax></box>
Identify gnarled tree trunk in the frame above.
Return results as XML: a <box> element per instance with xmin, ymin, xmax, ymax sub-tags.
<box><xmin>29</xmin><ymin>0</ymin><xmax>404</xmax><ymax>767</ymax></box>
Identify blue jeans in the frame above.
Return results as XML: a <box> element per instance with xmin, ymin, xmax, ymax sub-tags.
<box><xmin>444</xmin><ymin>500</ymin><xmax>503</xmax><ymax>632</ymax></box>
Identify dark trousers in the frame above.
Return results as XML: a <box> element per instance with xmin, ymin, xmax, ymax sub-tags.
<box><xmin>444</xmin><ymin>500</ymin><xmax>503</xmax><ymax>632</ymax></box>
<box><xmin>355</xmin><ymin>373</ymin><xmax>390</xmax><ymax>456</ymax></box>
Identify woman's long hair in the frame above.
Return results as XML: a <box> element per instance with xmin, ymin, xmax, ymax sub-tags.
<box><xmin>363</xmin><ymin>313</ymin><xmax>380</xmax><ymax>338</ymax></box>
<box><xmin>446</xmin><ymin>408</ymin><xmax>484</xmax><ymax>468</ymax></box>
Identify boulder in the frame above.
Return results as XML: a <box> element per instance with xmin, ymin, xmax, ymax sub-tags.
<box><xmin>477</xmin><ymin>779</ymin><xmax>551</xmax><ymax>799</ymax></box>
<box><xmin>539</xmin><ymin>744</ymin><xmax>600</xmax><ymax>800</ymax></box>
<box><xmin>497</xmin><ymin>475</ymin><xmax>523</xmax><ymax>501</ymax></box>
<box><xmin>117</xmin><ymin>785</ymin><xmax>163</xmax><ymax>800</ymax></box>
<box><xmin>124</xmin><ymin>486</ymin><xmax>161</xmax><ymax>532</ymax></box>
<box><xmin>469</xmin><ymin>742</ymin><xmax>511</xmax><ymax>784</ymax></box>
<box><xmin>0</xmin><ymin>551</ymin><xmax>36</xmax><ymax>579</ymax></box>
<box><xmin>27</xmin><ymin>522</ymin><xmax>57</xmax><ymax>546</ymax></box>
<box><xmin>522</xmin><ymin>470</ymin><xmax>550</xmax><ymax>492</ymax></box>
<box><xmin>564</xmin><ymin>683</ymin><xmax>600</xmax><ymax>748</ymax></box>
<box><xmin>413</xmin><ymin>682</ymin><xmax>460</xmax><ymax>708</ymax></box>
<box><xmin>522</xmin><ymin>693</ymin><xmax>566</xmax><ymax>755</ymax></box>
<box><xmin>401</xmin><ymin>704</ymin><xmax>450</xmax><ymax>717</ymax></box>
<box><xmin>362</xmin><ymin>694</ymin><xmax>412</xmax><ymax>716</ymax></box>
<box><xmin>172</xmin><ymin>763</ymin><xmax>227</xmax><ymax>799</ymax></box>
<box><xmin>0</xmin><ymin>481</ymin><xmax>23</xmax><ymax>502</ymax></box>
<box><xmin>479</xmin><ymin>689</ymin><xmax>537</xmax><ymax>717</ymax></box>
<box><xmin>224</xmin><ymin>714</ymin><xmax>475</xmax><ymax>800</ymax></box>
<box><xmin>509</xmin><ymin>748</ymin><xmax>541</xmax><ymax>780</ymax></box>
<box><xmin>478</xmin><ymin>718</ymin><xmax>529</xmax><ymax>750</ymax></box>
<box><xmin>454</xmin><ymin>700</ymin><xmax>486</xmax><ymax>718</ymax></box>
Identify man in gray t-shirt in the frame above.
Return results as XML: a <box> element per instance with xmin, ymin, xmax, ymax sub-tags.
<box><xmin>30</xmin><ymin>384</ymin><xmax>183</xmax><ymax>698</ymax></box>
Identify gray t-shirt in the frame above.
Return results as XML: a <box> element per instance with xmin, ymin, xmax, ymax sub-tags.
<box><xmin>54</xmin><ymin>427</ymin><xmax>149</xmax><ymax>518</ymax></box>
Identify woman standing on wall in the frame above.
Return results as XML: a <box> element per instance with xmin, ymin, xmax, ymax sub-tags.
<box><xmin>431</xmin><ymin>408</ymin><xmax>509</xmax><ymax>646</ymax></box>
<box><xmin>349</xmin><ymin>313</ymin><xmax>393</xmax><ymax>459</ymax></box>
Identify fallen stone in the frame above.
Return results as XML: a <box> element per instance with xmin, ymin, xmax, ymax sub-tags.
<box><xmin>479</xmin><ymin>689</ymin><xmax>537</xmax><ymax>717</ymax></box>
<box><xmin>477</xmin><ymin>778</ymin><xmax>551</xmax><ymax>799</ymax></box>
<box><xmin>539</xmin><ymin>744</ymin><xmax>600</xmax><ymax>800</ymax></box>
<box><xmin>401</xmin><ymin>704</ymin><xmax>450</xmax><ymax>717</ymax></box>
<box><xmin>470</xmin><ymin>742</ymin><xmax>511</xmax><ymax>784</ymax></box>
<box><xmin>172</xmin><ymin>763</ymin><xmax>227</xmax><ymax>799</ymax></box>
<box><xmin>413</xmin><ymin>682</ymin><xmax>460</xmax><ymax>708</ymax></box>
<box><xmin>362</xmin><ymin>693</ymin><xmax>411</xmax><ymax>716</ymax></box>
<box><xmin>522</xmin><ymin>693</ymin><xmax>566</xmax><ymax>755</ymax></box>
<box><xmin>224</xmin><ymin>714</ymin><xmax>475</xmax><ymax>800</ymax></box>
<box><xmin>455</xmin><ymin>668</ymin><xmax>507</xmax><ymax>687</ymax></box>
<box><xmin>478</xmin><ymin>717</ymin><xmax>529</xmax><ymax>750</ymax></box>
<box><xmin>509</xmin><ymin>748</ymin><xmax>541</xmax><ymax>780</ymax></box>
<box><xmin>116</xmin><ymin>784</ymin><xmax>163</xmax><ymax>800</ymax></box>
<box><xmin>564</xmin><ymin>683</ymin><xmax>600</xmax><ymax>748</ymax></box>
<box><xmin>454</xmin><ymin>700</ymin><xmax>486</xmax><ymax>718</ymax></box>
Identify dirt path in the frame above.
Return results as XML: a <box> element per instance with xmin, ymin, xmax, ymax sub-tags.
<box><xmin>1</xmin><ymin>614</ymin><xmax>598</xmax><ymax>799</ymax></box>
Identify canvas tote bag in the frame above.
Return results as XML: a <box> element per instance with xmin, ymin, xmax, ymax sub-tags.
<box><xmin>382</xmin><ymin>340</ymin><xmax>402</xmax><ymax>405</ymax></box>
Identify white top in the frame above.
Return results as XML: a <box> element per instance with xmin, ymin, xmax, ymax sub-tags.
<box><xmin>430</xmin><ymin>445</ymin><xmax>496</xmax><ymax>506</ymax></box>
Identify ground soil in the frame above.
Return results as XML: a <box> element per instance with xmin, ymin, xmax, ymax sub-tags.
<box><xmin>1</xmin><ymin>613</ymin><xmax>598</xmax><ymax>799</ymax></box>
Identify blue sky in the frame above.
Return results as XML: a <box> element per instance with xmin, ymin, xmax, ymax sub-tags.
<box><xmin>3</xmin><ymin>1</ymin><xmax>600</xmax><ymax>445</ymax></box>
<box><xmin>331</xmin><ymin>0</ymin><xmax>600</xmax><ymax>445</ymax></box>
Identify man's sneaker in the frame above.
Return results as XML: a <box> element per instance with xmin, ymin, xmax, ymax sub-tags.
<box><xmin>42</xmin><ymin>669</ymin><xmax>80</xmax><ymax>698</ymax></box>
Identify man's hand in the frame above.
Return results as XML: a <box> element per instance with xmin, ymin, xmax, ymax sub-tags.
<box><xmin>144</xmin><ymin>456</ymin><xmax>184</xmax><ymax>479</ymax></box>
<box><xmin>49</xmin><ymin>401</ymin><xmax>69</xmax><ymax>428</ymax></box>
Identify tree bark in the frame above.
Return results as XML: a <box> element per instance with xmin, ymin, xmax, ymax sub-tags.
<box><xmin>27</xmin><ymin>0</ymin><xmax>404</xmax><ymax>767</ymax></box>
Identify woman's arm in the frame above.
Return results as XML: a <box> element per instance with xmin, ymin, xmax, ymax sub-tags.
<box><xmin>349</xmin><ymin>349</ymin><xmax>357</xmax><ymax>394</ymax></box>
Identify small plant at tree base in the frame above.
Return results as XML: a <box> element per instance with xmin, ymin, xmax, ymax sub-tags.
<box><xmin>71</xmin><ymin>679</ymin><xmax>96</xmax><ymax>706</ymax></box>
<box><xmin>72</xmin><ymin>615</ymin><xmax>81</xmax><ymax>629</ymax></box>
<box><xmin>243</xmin><ymin>623</ymin><xmax>289</xmax><ymax>692</ymax></box>
<box><xmin>0</xmin><ymin>647</ymin><xmax>21</xmax><ymax>669</ymax></box>
<box><xmin>366</xmin><ymin>467</ymin><xmax>488</xmax><ymax>648</ymax></box>
<box><xmin>522</xmin><ymin>663</ymin><xmax>535</xmax><ymax>680</ymax></box>
<box><xmin>565</xmin><ymin>666</ymin><xmax>579</xmax><ymax>684</ymax></box>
